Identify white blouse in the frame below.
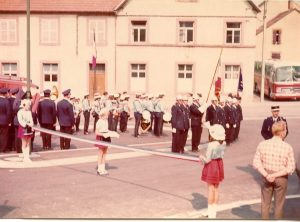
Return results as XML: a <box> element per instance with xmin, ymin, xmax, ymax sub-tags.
<box><xmin>96</xmin><ymin>119</ymin><xmax>109</xmax><ymax>135</ymax></box>
<box><xmin>17</xmin><ymin>109</ymin><xmax>34</xmax><ymax>128</ymax></box>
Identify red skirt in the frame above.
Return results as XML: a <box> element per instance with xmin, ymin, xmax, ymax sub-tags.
<box><xmin>17</xmin><ymin>126</ymin><xmax>33</xmax><ymax>139</ymax></box>
<box><xmin>95</xmin><ymin>135</ymin><xmax>111</xmax><ymax>149</ymax></box>
<box><xmin>201</xmin><ymin>158</ymin><xmax>224</xmax><ymax>185</ymax></box>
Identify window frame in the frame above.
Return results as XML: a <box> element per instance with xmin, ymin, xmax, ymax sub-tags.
<box><xmin>87</xmin><ymin>18</ymin><xmax>107</xmax><ymax>46</ymax></box>
<box><xmin>39</xmin><ymin>17</ymin><xmax>60</xmax><ymax>45</ymax></box>
<box><xmin>224</xmin><ymin>64</ymin><xmax>240</xmax><ymax>80</ymax></box>
<box><xmin>41</xmin><ymin>62</ymin><xmax>60</xmax><ymax>89</ymax></box>
<box><xmin>177</xmin><ymin>20</ymin><xmax>196</xmax><ymax>44</ymax></box>
<box><xmin>0</xmin><ymin>17</ymin><xmax>18</xmax><ymax>45</ymax></box>
<box><xmin>0</xmin><ymin>62</ymin><xmax>18</xmax><ymax>76</ymax></box>
<box><xmin>225</xmin><ymin>21</ymin><xmax>243</xmax><ymax>45</ymax></box>
<box><xmin>130</xmin><ymin>19</ymin><xmax>148</xmax><ymax>44</ymax></box>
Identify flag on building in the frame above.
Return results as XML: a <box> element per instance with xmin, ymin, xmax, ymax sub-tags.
<box><xmin>91</xmin><ymin>29</ymin><xmax>97</xmax><ymax>70</ymax></box>
<box><xmin>238</xmin><ymin>68</ymin><xmax>243</xmax><ymax>93</ymax></box>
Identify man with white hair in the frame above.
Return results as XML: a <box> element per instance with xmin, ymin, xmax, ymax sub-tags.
<box><xmin>133</xmin><ymin>93</ymin><xmax>143</xmax><ymax>137</ymax></box>
<box><xmin>171</xmin><ymin>95</ymin><xmax>185</xmax><ymax>153</ymax></box>
<box><xmin>224</xmin><ymin>97</ymin><xmax>235</xmax><ymax>145</ymax></box>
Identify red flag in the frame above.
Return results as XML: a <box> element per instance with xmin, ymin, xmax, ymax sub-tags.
<box><xmin>92</xmin><ymin>56</ymin><xmax>96</xmax><ymax>69</ymax></box>
<box><xmin>91</xmin><ymin>29</ymin><xmax>97</xmax><ymax>69</ymax></box>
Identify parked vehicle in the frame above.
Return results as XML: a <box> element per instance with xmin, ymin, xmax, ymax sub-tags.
<box><xmin>254</xmin><ymin>60</ymin><xmax>300</xmax><ymax>100</ymax></box>
<box><xmin>0</xmin><ymin>74</ymin><xmax>38</xmax><ymax>92</ymax></box>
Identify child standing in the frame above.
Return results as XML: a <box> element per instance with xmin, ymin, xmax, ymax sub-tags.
<box><xmin>199</xmin><ymin>124</ymin><xmax>226</xmax><ymax>219</ymax></box>
<box><xmin>95</xmin><ymin>108</ymin><xmax>119</xmax><ymax>176</ymax></box>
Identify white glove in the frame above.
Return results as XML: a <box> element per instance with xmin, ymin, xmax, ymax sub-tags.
<box><xmin>198</xmin><ymin>102</ymin><xmax>208</xmax><ymax>113</ymax></box>
<box><xmin>226</xmin><ymin>123</ymin><xmax>230</xmax><ymax>128</ymax></box>
<box><xmin>172</xmin><ymin>128</ymin><xmax>176</xmax><ymax>133</ymax></box>
<box><xmin>233</xmin><ymin>124</ymin><xmax>237</xmax><ymax>128</ymax></box>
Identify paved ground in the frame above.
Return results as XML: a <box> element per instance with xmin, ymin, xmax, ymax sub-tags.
<box><xmin>1</xmin><ymin>97</ymin><xmax>300</xmax><ymax>219</ymax></box>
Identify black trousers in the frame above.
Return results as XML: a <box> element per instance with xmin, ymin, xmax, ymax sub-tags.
<box><xmin>83</xmin><ymin>111</ymin><xmax>90</xmax><ymax>133</ymax></box>
<box><xmin>0</xmin><ymin>125</ymin><xmax>9</xmax><ymax>152</ymax></box>
<box><xmin>111</xmin><ymin>116</ymin><xmax>119</xmax><ymax>132</ymax></box>
<box><xmin>60</xmin><ymin>126</ymin><xmax>73</xmax><ymax>149</ymax></box>
<box><xmin>41</xmin><ymin>124</ymin><xmax>54</xmax><ymax>149</ymax></box>
<box><xmin>191</xmin><ymin>126</ymin><xmax>203</xmax><ymax>151</ymax></box>
<box><xmin>75</xmin><ymin>115</ymin><xmax>81</xmax><ymax>132</ymax></box>
<box><xmin>134</xmin><ymin>112</ymin><xmax>142</xmax><ymax>137</ymax></box>
<box><xmin>14</xmin><ymin>126</ymin><xmax>22</xmax><ymax>153</ymax></box>
<box><xmin>119</xmin><ymin>111</ymin><xmax>129</xmax><ymax>132</ymax></box>
<box><xmin>93</xmin><ymin>115</ymin><xmax>99</xmax><ymax>132</ymax></box>
<box><xmin>225</xmin><ymin>125</ymin><xmax>234</xmax><ymax>145</ymax></box>
<box><xmin>154</xmin><ymin>112</ymin><xmax>163</xmax><ymax>136</ymax></box>
<box><xmin>149</xmin><ymin>112</ymin><xmax>154</xmax><ymax>131</ymax></box>
<box><xmin>7</xmin><ymin>124</ymin><xmax>15</xmax><ymax>151</ymax></box>
<box><xmin>172</xmin><ymin>129</ymin><xmax>185</xmax><ymax>153</ymax></box>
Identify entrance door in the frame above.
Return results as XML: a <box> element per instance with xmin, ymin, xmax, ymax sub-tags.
<box><xmin>223</xmin><ymin>65</ymin><xmax>240</xmax><ymax>94</ymax></box>
<box><xmin>89</xmin><ymin>63</ymin><xmax>106</xmax><ymax>96</ymax></box>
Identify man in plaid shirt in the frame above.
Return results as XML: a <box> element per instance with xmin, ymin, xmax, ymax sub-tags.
<box><xmin>253</xmin><ymin>121</ymin><xmax>295</xmax><ymax>219</ymax></box>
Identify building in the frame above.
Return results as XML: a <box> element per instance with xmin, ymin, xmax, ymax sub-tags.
<box><xmin>0</xmin><ymin>0</ymin><xmax>259</xmax><ymax>102</ymax></box>
<box><xmin>0</xmin><ymin>0</ymin><xmax>126</xmax><ymax>98</ymax></box>
<box><xmin>256</xmin><ymin>0</ymin><xmax>300</xmax><ymax>62</ymax></box>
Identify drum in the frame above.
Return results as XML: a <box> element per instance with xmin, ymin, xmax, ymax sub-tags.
<box><xmin>142</xmin><ymin>110</ymin><xmax>151</xmax><ymax>123</ymax></box>
<box><xmin>163</xmin><ymin>112</ymin><xmax>171</xmax><ymax>124</ymax></box>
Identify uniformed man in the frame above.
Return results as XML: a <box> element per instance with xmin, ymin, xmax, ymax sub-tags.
<box><xmin>205</xmin><ymin>96</ymin><xmax>219</xmax><ymax>140</ymax></box>
<box><xmin>181</xmin><ymin>95</ymin><xmax>190</xmax><ymax>151</ymax></box>
<box><xmin>154</xmin><ymin>93</ymin><xmax>165</xmax><ymax>137</ymax></box>
<box><xmin>233</xmin><ymin>97</ymin><xmax>243</xmax><ymax>140</ymax></box>
<box><xmin>190</xmin><ymin>95</ymin><xmax>207</xmax><ymax>152</ymax></box>
<box><xmin>132</xmin><ymin>93</ymin><xmax>143</xmax><ymax>137</ymax></box>
<box><xmin>261</xmin><ymin>105</ymin><xmax>288</xmax><ymax>140</ymax></box>
<box><xmin>37</xmin><ymin>89</ymin><xmax>56</xmax><ymax>150</ymax></box>
<box><xmin>82</xmin><ymin>93</ymin><xmax>91</xmax><ymax>135</ymax></box>
<box><xmin>0</xmin><ymin>88</ymin><xmax>12</xmax><ymax>153</ymax></box>
<box><xmin>224</xmin><ymin>97</ymin><xmax>235</xmax><ymax>145</ymax></box>
<box><xmin>216</xmin><ymin>95</ymin><xmax>226</xmax><ymax>130</ymax></box>
<box><xmin>57</xmin><ymin>89</ymin><xmax>75</xmax><ymax>150</ymax></box>
<box><xmin>147</xmin><ymin>94</ymin><xmax>155</xmax><ymax>132</ymax></box>
<box><xmin>111</xmin><ymin>93</ymin><xmax>121</xmax><ymax>132</ymax></box>
<box><xmin>92</xmin><ymin>93</ymin><xmax>101</xmax><ymax>132</ymax></box>
<box><xmin>119</xmin><ymin>95</ymin><xmax>130</xmax><ymax>132</ymax></box>
<box><xmin>74</xmin><ymin>97</ymin><xmax>82</xmax><ymax>132</ymax></box>
<box><xmin>13</xmin><ymin>89</ymin><xmax>24</xmax><ymax>153</ymax></box>
<box><xmin>171</xmin><ymin>95</ymin><xmax>185</xmax><ymax>153</ymax></box>
<box><xmin>7</xmin><ymin>88</ymin><xmax>19</xmax><ymax>152</ymax></box>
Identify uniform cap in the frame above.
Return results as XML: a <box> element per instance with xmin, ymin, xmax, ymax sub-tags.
<box><xmin>43</xmin><ymin>89</ymin><xmax>51</xmax><ymax>96</ymax></box>
<box><xmin>11</xmin><ymin>88</ymin><xmax>19</xmax><ymax>95</ymax></box>
<box><xmin>0</xmin><ymin>87</ymin><xmax>8</xmax><ymax>94</ymax></box>
<box><xmin>114</xmin><ymin>93</ymin><xmax>120</xmax><ymax>98</ymax></box>
<box><xmin>232</xmin><ymin>98</ymin><xmax>238</xmax><ymax>103</ymax></box>
<box><xmin>271</xmin><ymin>105</ymin><xmax>280</xmax><ymax>111</ymax></box>
<box><xmin>192</xmin><ymin>94</ymin><xmax>199</xmax><ymax>100</ymax></box>
<box><xmin>176</xmin><ymin>95</ymin><xmax>182</xmax><ymax>100</ymax></box>
<box><xmin>94</xmin><ymin>95</ymin><xmax>101</xmax><ymax>100</ymax></box>
<box><xmin>211</xmin><ymin>96</ymin><xmax>218</xmax><ymax>101</ymax></box>
<box><xmin>62</xmin><ymin>89</ymin><xmax>71</xmax><ymax>96</ymax></box>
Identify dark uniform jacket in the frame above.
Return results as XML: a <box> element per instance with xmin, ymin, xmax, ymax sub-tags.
<box><xmin>190</xmin><ymin>103</ymin><xmax>204</xmax><ymax>127</ymax></box>
<box><xmin>57</xmin><ymin>99</ymin><xmax>75</xmax><ymax>127</ymax></box>
<box><xmin>181</xmin><ymin>104</ymin><xmax>190</xmax><ymax>130</ymax></box>
<box><xmin>37</xmin><ymin>98</ymin><xmax>57</xmax><ymax>125</ymax></box>
<box><xmin>205</xmin><ymin>104</ymin><xmax>218</xmax><ymax>125</ymax></box>
<box><xmin>171</xmin><ymin>104</ymin><xmax>185</xmax><ymax>131</ymax></box>
<box><xmin>261</xmin><ymin>116</ymin><xmax>289</xmax><ymax>140</ymax></box>
<box><xmin>216</xmin><ymin>106</ymin><xmax>226</xmax><ymax>128</ymax></box>
<box><xmin>8</xmin><ymin>97</ymin><xmax>16</xmax><ymax>123</ymax></box>
<box><xmin>236</xmin><ymin>104</ymin><xmax>243</xmax><ymax>122</ymax></box>
<box><xmin>0</xmin><ymin>97</ymin><xmax>12</xmax><ymax>126</ymax></box>
<box><xmin>224</xmin><ymin>104</ymin><xmax>235</xmax><ymax>125</ymax></box>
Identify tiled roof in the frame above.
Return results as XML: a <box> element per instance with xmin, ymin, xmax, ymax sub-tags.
<box><xmin>256</xmin><ymin>9</ymin><xmax>300</xmax><ymax>35</ymax></box>
<box><xmin>0</xmin><ymin>0</ymin><xmax>127</xmax><ymax>14</ymax></box>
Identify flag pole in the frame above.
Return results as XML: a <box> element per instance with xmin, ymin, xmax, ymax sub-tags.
<box><xmin>93</xmin><ymin>29</ymin><xmax>97</xmax><ymax>95</ymax></box>
<box><xmin>206</xmin><ymin>48</ymin><xmax>223</xmax><ymax>103</ymax></box>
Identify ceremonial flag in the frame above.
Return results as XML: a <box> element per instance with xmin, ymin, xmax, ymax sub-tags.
<box><xmin>238</xmin><ymin>68</ymin><xmax>243</xmax><ymax>92</ymax></box>
<box><xmin>91</xmin><ymin>29</ymin><xmax>97</xmax><ymax>69</ymax></box>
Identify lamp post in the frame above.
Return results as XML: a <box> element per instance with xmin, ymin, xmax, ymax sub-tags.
<box><xmin>260</xmin><ymin>0</ymin><xmax>268</xmax><ymax>102</ymax></box>
<box><xmin>26</xmin><ymin>0</ymin><xmax>31</xmax><ymax>97</ymax></box>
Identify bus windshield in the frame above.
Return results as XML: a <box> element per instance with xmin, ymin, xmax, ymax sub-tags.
<box><xmin>275</xmin><ymin>66</ymin><xmax>300</xmax><ymax>82</ymax></box>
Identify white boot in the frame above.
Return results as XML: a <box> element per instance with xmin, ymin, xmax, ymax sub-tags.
<box><xmin>22</xmin><ymin>147</ymin><xmax>31</xmax><ymax>163</ymax></box>
<box><xmin>212</xmin><ymin>204</ymin><xmax>217</xmax><ymax>219</ymax></box>
<box><xmin>101</xmin><ymin>164</ymin><xmax>108</xmax><ymax>175</ymax></box>
<box><xmin>200</xmin><ymin>204</ymin><xmax>211</xmax><ymax>218</ymax></box>
<box><xmin>97</xmin><ymin>164</ymin><xmax>104</xmax><ymax>174</ymax></box>
<box><xmin>208</xmin><ymin>204</ymin><xmax>216</xmax><ymax>219</ymax></box>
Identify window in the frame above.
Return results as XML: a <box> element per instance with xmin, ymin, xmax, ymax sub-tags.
<box><xmin>131</xmin><ymin>64</ymin><xmax>146</xmax><ymax>78</ymax></box>
<box><xmin>179</xmin><ymin>21</ymin><xmax>194</xmax><ymax>43</ymax></box>
<box><xmin>1</xmin><ymin>63</ymin><xmax>17</xmax><ymax>76</ymax></box>
<box><xmin>131</xmin><ymin>21</ymin><xmax>147</xmax><ymax>43</ymax></box>
<box><xmin>272</xmin><ymin>30</ymin><xmax>281</xmax><ymax>45</ymax></box>
<box><xmin>0</xmin><ymin>19</ymin><xmax>17</xmax><ymax>43</ymax></box>
<box><xmin>271</xmin><ymin>52</ymin><xmax>281</xmax><ymax>60</ymax></box>
<box><xmin>88</xmin><ymin>19</ymin><xmax>106</xmax><ymax>44</ymax></box>
<box><xmin>225</xmin><ymin>65</ymin><xmax>240</xmax><ymax>79</ymax></box>
<box><xmin>43</xmin><ymin>63</ymin><xmax>58</xmax><ymax>83</ymax></box>
<box><xmin>89</xmin><ymin>63</ymin><xmax>105</xmax><ymax>72</ymax></box>
<box><xmin>226</xmin><ymin>22</ymin><xmax>241</xmax><ymax>44</ymax></box>
<box><xmin>178</xmin><ymin>64</ymin><xmax>193</xmax><ymax>78</ymax></box>
<box><xmin>40</xmin><ymin>18</ymin><xmax>59</xmax><ymax>44</ymax></box>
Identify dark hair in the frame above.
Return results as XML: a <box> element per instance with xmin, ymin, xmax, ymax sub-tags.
<box><xmin>209</xmin><ymin>137</ymin><xmax>224</xmax><ymax>144</ymax></box>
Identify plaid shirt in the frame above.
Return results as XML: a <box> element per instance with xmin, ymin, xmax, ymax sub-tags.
<box><xmin>253</xmin><ymin>136</ymin><xmax>295</xmax><ymax>176</ymax></box>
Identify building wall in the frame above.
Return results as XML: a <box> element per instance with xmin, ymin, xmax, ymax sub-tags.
<box><xmin>256</xmin><ymin>10</ymin><xmax>300</xmax><ymax>62</ymax></box>
<box><xmin>0</xmin><ymin>13</ymin><xmax>116</xmax><ymax>99</ymax></box>
<box><xmin>116</xmin><ymin>0</ymin><xmax>258</xmax><ymax>103</ymax></box>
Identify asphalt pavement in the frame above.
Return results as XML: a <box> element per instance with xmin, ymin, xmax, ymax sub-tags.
<box><xmin>1</xmin><ymin>96</ymin><xmax>300</xmax><ymax>219</ymax></box>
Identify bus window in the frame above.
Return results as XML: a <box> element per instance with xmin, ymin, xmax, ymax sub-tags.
<box><xmin>275</xmin><ymin>66</ymin><xmax>295</xmax><ymax>82</ymax></box>
<box><xmin>292</xmin><ymin>66</ymin><xmax>300</xmax><ymax>82</ymax></box>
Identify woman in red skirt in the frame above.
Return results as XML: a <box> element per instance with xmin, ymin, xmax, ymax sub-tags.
<box><xmin>95</xmin><ymin>108</ymin><xmax>119</xmax><ymax>176</ymax></box>
<box><xmin>199</xmin><ymin>124</ymin><xmax>226</xmax><ymax>219</ymax></box>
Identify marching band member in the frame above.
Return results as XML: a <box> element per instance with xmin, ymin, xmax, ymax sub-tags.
<box><xmin>132</xmin><ymin>93</ymin><xmax>143</xmax><ymax>138</ymax></box>
<box><xmin>74</xmin><ymin>97</ymin><xmax>82</xmax><ymax>132</ymax></box>
<box><xmin>82</xmin><ymin>93</ymin><xmax>91</xmax><ymax>135</ymax></box>
<box><xmin>224</xmin><ymin>97</ymin><xmax>235</xmax><ymax>146</ymax></box>
<box><xmin>92</xmin><ymin>93</ymin><xmax>102</xmax><ymax>132</ymax></box>
<box><xmin>147</xmin><ymin>94</ymin><xmax>155</xmax><ymax>132</ymax></box>
<box><xmin>154</xmin><ymin>93</ymin><xmax>165</xmax><ymax>137</ymax></box>
<box><xmin>111</xmin><ymin>93</ymin><xmax>121</xmax><ymax>132</ymax></box>
<box><xmin>119</xmin><ymin>95</ymin><xmax>130</xmax><ymax>132</ymax></box>
<box><xmin>181</xmin><ymin>95</ymin><xmax>190</xmax><ymax>150</ymax></box>
<box><xmin>95</xmin><ymin>108</ymin><xmax>119</xmax><ymax>176</ymax></box>
<box><xmin>171</xmin><ymin>95</ymin><xmax>185</xmax><ymax>153</ymax></box>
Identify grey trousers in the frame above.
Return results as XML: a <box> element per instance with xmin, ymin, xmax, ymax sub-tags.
<box><xmin>261</xmin><ymin>175</ymin><xmax>288</xmax><ymax>219</ymax></box>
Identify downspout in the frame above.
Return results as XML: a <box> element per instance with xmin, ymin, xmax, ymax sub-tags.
<box><xmin>114</xmin><ymin>15</ymin><xmax>117</xmax><ymax>92</ymax></box>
